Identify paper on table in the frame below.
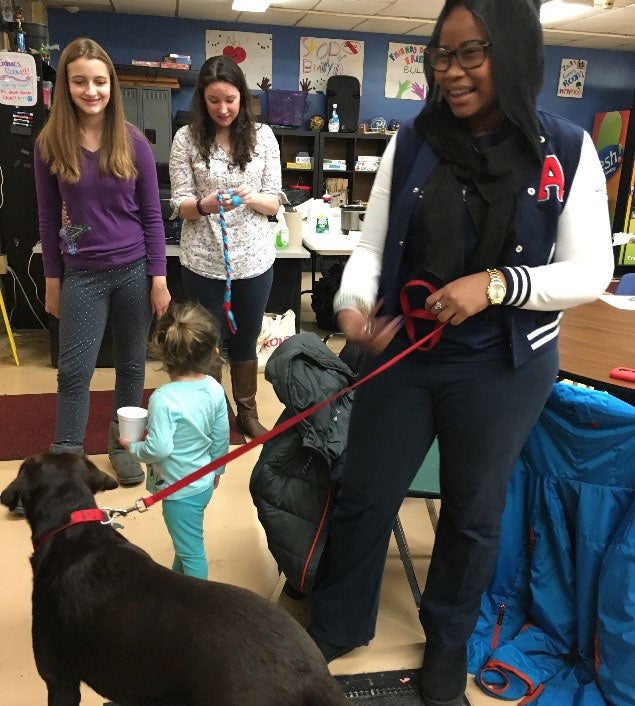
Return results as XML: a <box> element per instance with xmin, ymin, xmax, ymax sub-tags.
<box><xmin>600</xmin><ymin>294</ymin><xmax>635</xmax><ymax>310</ymax></box>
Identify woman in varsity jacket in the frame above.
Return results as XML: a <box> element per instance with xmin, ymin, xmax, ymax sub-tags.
<box><xmin>306</xmin><ymin>1</ymin><xmax>614</xmax><ymax>705</ymax></box>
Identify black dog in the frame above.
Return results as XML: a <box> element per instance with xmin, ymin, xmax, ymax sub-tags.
<box><xmin>1</xmin><ymin>453</ymin><xmax>348</xmax><ymax>706</ymax></box>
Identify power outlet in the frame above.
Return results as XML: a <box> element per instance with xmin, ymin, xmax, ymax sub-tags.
<box><xmin>0</xmin><ymin>254</ymin><xmax>8</xmax><ymax>275</ymax></box>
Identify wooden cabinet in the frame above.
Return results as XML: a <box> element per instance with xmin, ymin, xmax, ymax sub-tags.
<box><xmin>320</xmin><ymin>133</ymin><xmax>391</xmax><ymax>203</ymax></box>
<box><xmin>272</xmin><ymin>128</ymin><xmax>320</xmax><ymax>198</ymax></box>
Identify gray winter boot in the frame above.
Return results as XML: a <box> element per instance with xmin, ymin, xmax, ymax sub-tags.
<box><xmin>49</xmin><ymin>443</ymin><xmax>84</xmax><ymax>455</ymax></box>
<box><xmin>108</xmin><ymin>421</ymin><xmax>144</xmax><ymax>486</ymax></box>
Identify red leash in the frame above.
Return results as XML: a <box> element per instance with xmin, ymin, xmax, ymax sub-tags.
<box><xmin>138</xmin><ymin>286</ymin><xmax>443</xmax><ymax>511</ymax></box>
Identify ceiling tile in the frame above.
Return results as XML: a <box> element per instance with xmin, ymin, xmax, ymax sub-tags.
<box><xmin>351</xmin><ymin>17</ymin><xmax>422</xmax><ymax>32</ymax></box>
<box><xmin>243</xmin><ymin>8</ymin><xmax>304</xmax><ymax>24</ymax></box>
<box><xmin>405</xmin><ymin>21</ymin><xmax>436</xmax><ymax>37</ymax></box>
<box><xmin>178</xmin><ymin>0</ymin><xmax>240</xmax><ymax>20</ymax></box>
<box><xmin>376</xmin><ymin>0</ymin><xmax>445</xmax><ymax>19</ymax></box>
<box><xmin>294</xmin><ymin>12</ymin><xmax>361</xmax><ymax>29</ymax></box>
<box><xmin>557</xmin><ymin>5</ymin><xmax>635</xmax><ymax>34</ymax></box>
<box><xmin>270</xmin><ymin>0</ymin><xmax>319</xmax><ymax>9</ymax></box>
<box><xmin>113</xmin><ymin>0</ymin><xmax>175</xmax><ymax>14</ymax></box>
<box><xmin>313</xmin><ymin>0</ymin><xmax>392</xmax><ymax>14</ymax></box>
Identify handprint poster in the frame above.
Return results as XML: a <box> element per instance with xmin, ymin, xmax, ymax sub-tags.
<box><xmin>385</xmin><ymin>43</ymin><xmax>427</xmax><ymax>100</ymax></box>
<box><xmin>205</xmin><ymin>30</ymin><xmax>272</xmax><ymax>90</ymax></box>
<box><xmin>299</xmin><ymin>37</ymin><xmax>364</xmax><ymax>93</ymax></box>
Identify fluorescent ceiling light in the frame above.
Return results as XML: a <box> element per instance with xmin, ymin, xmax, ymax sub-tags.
<box><xmin>232</xmin><ymin>0</ymin><xmax>270</xmax><ymax>11</ymax></box>
<box><xmin>540</xmin><ymin>0</ymin><xmax>593</xmax><ymax>24</ymax></box>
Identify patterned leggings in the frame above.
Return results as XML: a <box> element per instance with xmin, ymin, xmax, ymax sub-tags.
<box><xmin>55</xmin><ymin>258</ymin><xmax>153</xmax><ymax>447</ymax></box>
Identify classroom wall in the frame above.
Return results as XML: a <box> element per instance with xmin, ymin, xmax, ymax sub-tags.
<box><xmin>47</xmin><ymin>9</ymin><xmax>634</xmax><ymax>134</ymax></box>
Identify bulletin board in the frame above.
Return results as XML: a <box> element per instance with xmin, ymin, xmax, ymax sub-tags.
<box><xmin>384</xmin><ymin>42</ymin><xmax>427</xmax><ymax>100</ymax></box>
<box><xmin>0</xmin><ymin>51</ymin><xmax>37</xmax><ymax>106</ymax></box>
<box><xmin>299</xmin><ymin>36</ymin><xmax>364</xmax><ymax>93</ymax></box>
<box><xmin>205</xmin><ymin>30</ymin><xmax>272</xmax><ymax>90</ymax></box>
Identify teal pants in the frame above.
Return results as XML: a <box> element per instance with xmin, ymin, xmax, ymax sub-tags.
<box><xmin>162</xmin><ymin>485</ymin><xmax>214</xmax><ymax>579</ymax></box>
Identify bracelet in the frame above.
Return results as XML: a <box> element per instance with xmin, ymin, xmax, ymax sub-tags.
<box><xmin>196</xmin><ymin>198</ymin><xmax>209</xmax><ymax>216</ymax></box>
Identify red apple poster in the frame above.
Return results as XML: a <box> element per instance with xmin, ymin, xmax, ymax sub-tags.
<box><xmin>205</xmin><ymin>31</ymin><xmax>272</xmax><ymax>90</ymax></box>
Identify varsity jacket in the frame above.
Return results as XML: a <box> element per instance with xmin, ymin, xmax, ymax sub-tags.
<box><xmin>467</xmin><ymin>383</ymin><xmax>635</xmax><ymax>705</ymax></box>
<box><xmin>335</xmin><ymin>112</ymin><xmax>613</xmax><ymax>367</ymax></box>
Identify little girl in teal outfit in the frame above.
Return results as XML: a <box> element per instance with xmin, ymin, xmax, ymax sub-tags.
<box><xmin>121</xmin><ymin>301</ymin><xmax>229</xmax><ymax>579</ymax></box>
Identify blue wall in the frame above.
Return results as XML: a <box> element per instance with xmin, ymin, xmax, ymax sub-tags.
<box><xmin>48</xmin><ymin>8</ymin><xmax>634</xmax><ymax>134</ymax></box>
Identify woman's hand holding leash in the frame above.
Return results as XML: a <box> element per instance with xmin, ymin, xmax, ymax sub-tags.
<box><xmin>425</xmin><ymin>272</ymin><xmax>491</xmax><ymax>325</ymax></box>
<box><xmin>338</xmin><ymin>302</ymin><xmax>403</xmax><ymax>356</ymax></box>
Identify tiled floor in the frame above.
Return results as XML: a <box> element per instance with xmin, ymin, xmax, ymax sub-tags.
<box><xmin>0</xmin><ymin>282</ymin><xmax>516</xmax><ymax>705</ymax></box>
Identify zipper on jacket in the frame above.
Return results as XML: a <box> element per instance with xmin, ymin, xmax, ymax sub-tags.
<box><xmin>490</xmin><ymin>602</ymin><xmax>506</xmax><ymax>649</ymax></box>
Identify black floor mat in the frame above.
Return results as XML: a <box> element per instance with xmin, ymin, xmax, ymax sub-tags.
<box><xmin>336</xmin><ymin>669</ymin><xmax>424</xmax><ymax>703</ymax></box>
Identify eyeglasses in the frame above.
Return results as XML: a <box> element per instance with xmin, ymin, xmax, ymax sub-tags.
<box><xmin>425</xmin><ymin>40</ymin><xmax>492</xmax><ymax>72</ymax></box>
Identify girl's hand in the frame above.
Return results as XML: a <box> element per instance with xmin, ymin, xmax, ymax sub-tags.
<box><xmin>214</xmin><ymin>475</ymin><xmax>220</xmax><ymax>489</ymax></box>
<box><xmin>425</xmin><ymin>272</ymin><xmax>491</xmax><ymax>325</ymax></box>
<box><xmin>224</xmin><ymin>184</ymin><xmax>254</xmax><ymax>209</ymax></box>
<box><xmin>151</xmin><ymin>276</ymin><xmax>171</xmax><ymax>318</ymax></box>
<box><xmin>338</xmin><ymin>302</ymin><xmax>403</xmax><ymax>356</ymax></box>
<box><xmin>118</xmin><ymin>437</ymin><xmax>130</xmax><ymax>450</ymax></box>
<box><xmin>45</xmin><ymin>277</ymin><xmax>61</xmax><ymax>318</ymax></box>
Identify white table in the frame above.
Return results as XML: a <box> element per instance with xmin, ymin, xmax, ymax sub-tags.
<box><xmin>301</xmin><ymin>218</ymin><xmax>361</xmax><ymax>290</ymax></box>
<box><xmin>33</xmin><ymin>241</ymin><xmax>310</xmax><ymax>334</ymax></box>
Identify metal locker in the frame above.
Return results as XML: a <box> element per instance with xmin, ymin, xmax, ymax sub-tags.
<box><xmin>141</xmin><ymin>88</ymin><xmax>172</xmax><ymax>163</ymax></box>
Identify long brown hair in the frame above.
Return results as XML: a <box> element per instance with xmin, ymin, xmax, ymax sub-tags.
<box><xmin>37</xmin><ymin>37</ymin><xmax>137</xmax><ymax>183</ymax></box>
<box><xmin>188</xmin><ymin>55</ymin><xmax>256</xmax><ymax>172</ymax></box>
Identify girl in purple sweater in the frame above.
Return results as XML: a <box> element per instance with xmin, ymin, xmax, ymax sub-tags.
<box><xmin>34</xmin><ymin>38</ymin><xmax>171</xmax><ymax>484</ymax></box>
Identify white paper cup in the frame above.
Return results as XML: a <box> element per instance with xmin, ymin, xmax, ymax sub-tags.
<box><xmin>117</xmin><ymin>406</ymin><xmax>148</xmax><ymax>443</ymax></box>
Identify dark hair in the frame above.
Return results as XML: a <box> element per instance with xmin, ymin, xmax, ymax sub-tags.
<box><xmin>149</xmin><ymin>301</ymin><xmax>221</xmax><ymax>377</ymax></box>
<box><xmin>189</xmin><ymin>55</ymin><xmax>256</xmax><ymax>171</ymax></box>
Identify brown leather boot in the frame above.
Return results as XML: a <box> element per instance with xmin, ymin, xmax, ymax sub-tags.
<box><xmin>211</xmin><ymin>363</ymin><xmax>239</xmax><ymax>429</ymax></box>
<box><xmin>230</xmin><ymin>360</ymin><xmax>268</xmax><ymax>438</ymax></box>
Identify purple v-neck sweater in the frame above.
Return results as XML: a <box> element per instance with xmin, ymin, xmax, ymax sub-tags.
<box><xmin>34</xmin><ymin>126</ymin><xmax>166</xmax><ymax>278</ymax></box>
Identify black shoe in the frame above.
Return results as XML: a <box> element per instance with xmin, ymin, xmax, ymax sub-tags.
<box><xmin>419</xmin><ymin>642</ymin><xmax>469</xmax><ymax>705</ymax></box>
<box><xmin>316</xmin><ymin>641</ymin><xmax>356</xmax><ymax>664</ymax></box>
<box><xmin>307</xmin><ymin>629</ymin><xmax>356</xmax><ymax>663</ymax></box>
<box><xmin>419</xmin><ymin>694</ymin><xmax>471</xmax><ymax>706</ymax></box>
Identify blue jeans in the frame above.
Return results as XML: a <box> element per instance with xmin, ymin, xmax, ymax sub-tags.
<box><xmin>162</xmin><ymin>485</ymin><xmax>214</xmax><ymax>580</ymax></box>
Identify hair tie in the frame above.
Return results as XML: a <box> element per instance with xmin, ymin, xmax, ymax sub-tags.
<box><xmin>216</xmin><ymin>190</ymin><xmax>242</xmax><ymax>334</ymax></box>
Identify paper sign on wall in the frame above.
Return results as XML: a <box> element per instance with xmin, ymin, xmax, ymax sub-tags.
<box><xmin>557</xmin><ymin>58</ymin><xmax>587</xmax><ymax>99</ymax></box>
<box><xmin>385</xmin><ymin>43</ymin><xmax>427</xmax><ymax>100</ymax></box>
<box><xmin>299</xmin><ymin>36</ymin><xmax>364</xmax><ymax>93</ymax></box>
<box><xmin>205</xmin><ymin>31</ymin><xmax>272</xmax><ymax>90</ymax></box>
<box><xmin>0</xmin><ymin>51</ymin><xmax>37</xmax><ymax>106</ymax></box>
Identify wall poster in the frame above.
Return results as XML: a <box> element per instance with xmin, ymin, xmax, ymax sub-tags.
<box><xmin>557</xmin><ymin>58</ymin><xmax>587</xmax><ymax>99</ymax></box>
<box><xmin>299</xmin><ymin>36</ymin><xmax>364</xmax><ymax>93</ymax></box>
<box><xmin>205</xmin><ymin>31</ymin><xmax>272</xmax><ymax>90</ymax></box>
<box><xmin>0</xmin><ymin>51</ymin><xmax>37</xmax><ymax>106</ymax></box>
<box><xmin>385</xmin><ymin>42</ymin><xmax>427</xmax><ymax>100</ymax></box>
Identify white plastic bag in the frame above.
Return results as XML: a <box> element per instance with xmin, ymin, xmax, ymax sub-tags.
<box><xmin>256</xmin><ymin>309</ymin><xmax>296</xmax><ymax>372</ymax></box>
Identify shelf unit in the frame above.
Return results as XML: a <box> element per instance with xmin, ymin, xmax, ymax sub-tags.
<box><xmin>320</xmin><ymin>132</ymin><xmax>392</xmax><ymax>203</ymax></box>
<box><xmin>272</xmin><ymin>127</ymin><xmax>321</xmax><ymax>198</ymax></box>
<box><xmin>114</xmin><ymin>64</ymin><xmax>199</xmax><ymax>88</ymax></box>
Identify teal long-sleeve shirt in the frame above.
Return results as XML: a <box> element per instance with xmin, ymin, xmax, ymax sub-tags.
<box><xmin>128</xmin><ymin>376</ymin><xmax>229</xmax><ymax>500</ymax></box>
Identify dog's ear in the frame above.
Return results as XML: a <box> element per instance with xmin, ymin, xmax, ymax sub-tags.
<box><xmin>81</xmin><ymin>457</ymin><xmax>119</xmax><ymax>493</ymax></box>
<box><xmin>0</xmin><ymin>456</ymin><xmax>35</xmax><ymax>510</ymax></box>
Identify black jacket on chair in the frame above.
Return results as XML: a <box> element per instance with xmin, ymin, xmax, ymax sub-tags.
<box><xmin>250</xmin><ymin>333</ymin><xmax>355</xmax><ymax>596</ymax></box>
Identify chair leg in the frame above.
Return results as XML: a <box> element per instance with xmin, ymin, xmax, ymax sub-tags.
<box><xmin>393</xmin><ymin>515</ymin><xmax>422</xmax><ymax>608</ymax></box>
<box><xmin>425</xmin><ymin>498</ymin><xmax>439</xmax><ymax>532</ymax></box>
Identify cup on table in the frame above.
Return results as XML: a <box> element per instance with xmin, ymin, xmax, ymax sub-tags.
<box><xmin>117</xmin><ymin>406</ymin><xmax>148</xmax><ymax>442</ymax></box>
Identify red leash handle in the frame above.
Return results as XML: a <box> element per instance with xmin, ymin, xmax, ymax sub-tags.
<box><xmin>399</xmin><ymin>279</ymin><xmax>444</xmax><ymax>350</ymax></box>
<box><xmin>142</xmin><ymin>280</ymin><xmax>444</xmax><ymax>509</ymax></box>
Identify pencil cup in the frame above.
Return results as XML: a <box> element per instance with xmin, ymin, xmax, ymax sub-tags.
<box><xmin>117</xmin><ymin>406</ymin><xmax>148</xmax><ymax>442</ymax></box>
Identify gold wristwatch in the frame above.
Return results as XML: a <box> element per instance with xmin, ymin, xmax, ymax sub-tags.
<box><xmin>486</xmin><ymin>269</ymin><xmax>506</xmax><ymax>305</ymax></box>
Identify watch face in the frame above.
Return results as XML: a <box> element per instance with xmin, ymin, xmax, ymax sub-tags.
<box><xmin>489</xmin><ymin>283</ymin><xmax>506</xmax><ymax>303</ymax></box>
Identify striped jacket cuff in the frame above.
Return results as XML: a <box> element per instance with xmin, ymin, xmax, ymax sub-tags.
<box><xmin>501</xmin><ymin>266</ymin><xmax>531</xmax><ymax>307</ymax></box>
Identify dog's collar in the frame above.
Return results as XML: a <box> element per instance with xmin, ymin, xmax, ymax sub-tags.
<box><xmin>32</xmin><ymin>509</ymin><xmax>110</xmax><ymax>551</ymax></box>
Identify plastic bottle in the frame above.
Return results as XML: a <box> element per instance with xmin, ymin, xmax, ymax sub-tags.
<box><xmin>272</xmin><ymin>206</ymin><xmax>289</xmax><ymax>248</ymax></box>
<box><xmin>328</xmin><ymin>104</ymin><xmax>340</xmax><ymax>133</ymax></box>
<box><xmin>315</xmin><ymin>193</ymin><xmax>330</xmax><ymax>234</ymax></box>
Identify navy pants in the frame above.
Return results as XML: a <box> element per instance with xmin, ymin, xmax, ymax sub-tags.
<box><xmin>55</xmin><ymin>259</ymin><xmax>153</xmax><ymax>447</ymax></box>
<box><xmin>181</xmin><ymin>266</ymin><xmax>273</xmax><ymax>362</ymax></box>
<box><xmin>308</xmin><ymin>343</ymin><xmax>558</xmax><ymax>650</ymax></box>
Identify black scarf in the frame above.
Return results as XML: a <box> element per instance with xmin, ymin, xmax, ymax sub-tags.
<box><xmin>414</xmin><ymin>105</ymin><xmax>539</xmax><ymax>283</ymax></box>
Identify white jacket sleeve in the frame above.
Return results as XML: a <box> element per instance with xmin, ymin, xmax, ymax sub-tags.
<box><xmin>334</xmin><ymin>136</ymin><xmax>396</xmax><ymax>314</ymax></box>
<box><xmin>502</xmin><ymin>131</ymin><xmax>614</xmax><ymax>310</ymax></box>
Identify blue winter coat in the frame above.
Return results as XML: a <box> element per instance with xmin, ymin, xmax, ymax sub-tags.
<box><xmin>467</xmin><ymin>383</ymin><xmax>635</xmax><ymax>705</ymax></box>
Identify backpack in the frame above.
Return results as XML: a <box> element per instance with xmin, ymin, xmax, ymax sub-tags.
<box><xmin>311</xmin><ymin>259</ymin><xmax>345</xmax><ymax>331</ymax></box>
